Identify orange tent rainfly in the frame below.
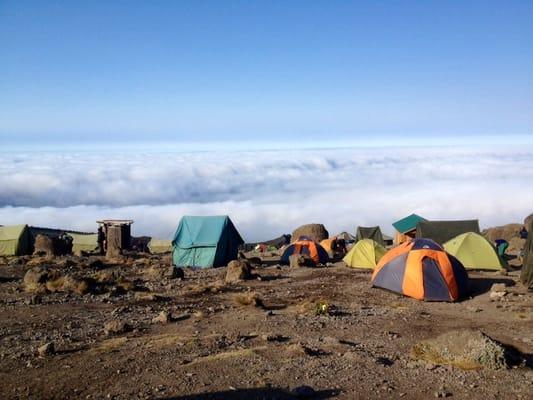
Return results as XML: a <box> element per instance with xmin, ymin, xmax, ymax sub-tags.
<box><xmin>371</xmin><ymin>238</ymin><xmax>469</xmax><ymax>301</ymax></box>
<box><xmin>281</xmin><ymin>236</ymin><xmax>329</xmax><ymax>264</ymax></box>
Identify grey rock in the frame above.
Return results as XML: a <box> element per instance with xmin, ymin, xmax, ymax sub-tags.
<box><xmin>104</xmin><ymin>320</ymin><xmax>132</xmax><ymax>336</ymax></box>
<box><xmin>152</xmin><ymin>311</ymin><xmax>170</xmax><ymax>324</ymax></box>
<box><xmin>37</xmin><ymin>342</ymin><xmax>55</xmax><ymax>357</ymax></box>
<box><xmin>225</xmin><ymin>260</ymin><xmax>251</xmax><ymax>283</ymax></box>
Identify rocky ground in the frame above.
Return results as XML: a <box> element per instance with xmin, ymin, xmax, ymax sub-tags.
<box><xmin>0</xmin><ymin>252</ymin><xmax>531</xmax><ymax>400</ymax></box>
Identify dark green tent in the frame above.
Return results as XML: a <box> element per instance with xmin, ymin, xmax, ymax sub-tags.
<box><xmin>415</xmin><ymin>220</ymin><xmax>480</xmax><ymax>245</ymax></box>
<box><xmin>355</xmin><ymin>226</ymin><xmax>385</xmax><ymax>246</ymax></box>
<box><xmin>520</xmin><ymin>220</ymin><xmax>533</xmax><ymax>289</ymax></box>
<box><xmin>172</xmin><ymin>216</ymin><xmax>244</xmax><ymax>268</ymax></box>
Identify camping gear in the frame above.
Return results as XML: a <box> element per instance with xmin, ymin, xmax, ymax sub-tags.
<box><xmin>280</xmin><ymin>238</ymin><xmax>329</xmax><ymax>265</ymax></box>
<box><xmin>355</xmin><ymin>226</ymin><xmax>386</xmax><ymax>246</ymax></box>
<box><xmin>240</xmin><ymin>234</ymin><xmax>291</xmax><ymax>252</ymax></box>
<box><xmin>172</xmin><ymin>215</ymin><xmax>244</xmax><ymax>268</ymax></box>
<box><xmin>148</xmin><ymin>239</ymin><xmax>172</xmax><ymax>254</ymax></box>
<box><xmin>320</xmin><ymin>238</ymin><xmax>338</xmax><ymax>253</ymax></box>
<box><xmin>416</xmin><ymin>220</ymin><xmax>480</xmax><ymax>245</ymax></box>
<box><xmin>520</xmin><ymin>221</ymin><xmax>533</xmax><ymax>288</ymax></box>
<box><xmin>382</xmin><ymin>233</ymin><xmax>394</xmax><ymax>246</ymax></box>
<box><xmin>371</xmin><ymin>238</ymin><xmax>469</xmax><ymax>301</ymax></box>
<box><xmin>443</xmin><ymin>232</ymin><xmax>505</xmax><ymax>271</ymax></box>
<box><xmin>343</xmin><ymin>239</ymin><xmax>386</xmax><ymax>270</ymax></box>
<box><xmin>0</xmin><ymin>224</ymin><xmax>32</xmax><ymax>256</ymax></box>
<box><xmin>392</xmin><ymin>214</ymin><xmax>427</xmax><ymax>244</ymax></box>
<box><xmin>337</xmin><ymin>232</ymin><xmax>356</xmax><ymax>243</ymax></box>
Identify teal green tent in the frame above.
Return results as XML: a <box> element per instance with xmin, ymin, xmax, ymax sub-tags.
<box><xmin>172</xmin><ymin>216</ymin><xmax>244</xmax><ymax>268</ymax></box>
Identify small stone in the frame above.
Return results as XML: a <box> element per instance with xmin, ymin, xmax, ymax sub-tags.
<box><xmin>289</xmin><ymin>254</ymin><xmax>315</xmax><ymax>268</ymax></box>
<box><xmin>25</xmin><ymin>295</ymin><xmax>42</xmax><ymax>305</ymax></box>
<box><xmin>152</xmin><ymin>311</ymin><xmax>170</xmax><ymax>324</ymax></box>
<box><xmin>37</xmin><ymin>342</ymin><xmax>55</xmax><ymax>357</ymax></box>
<box><xmin>262</xmin><ymin>334</ymin><xmax>290</xmax><ymax>342</ymax></box>
<box><xmin>165</xmin><ymin>266</ymin><xmax>184</xmax><ymax>279</ymax></box>
<box><xmin>489</xmin><ymin>291</ymin><xmax>506</xmax><ymax>300</ymax></box>
<box><xmin>173</xmin><ymin>312</ymin><xmax>190</xmax><ymax>321</ymax></box>
<box><xmin>375</xmin><ymin>356</ymin><xmax>394</xmax><ymax>366</ymax></box>
<box><xmin>103</xmin><ymin>320</ymin><xmax>132</xmax><ymax>336</ymax></box>
<box><xmin>490</xmin><ymin>283</ymin><xmax>507</xmax><ymax>292</ymax></box>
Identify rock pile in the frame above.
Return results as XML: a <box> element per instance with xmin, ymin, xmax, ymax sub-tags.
<box><xmin>412</xmin><ymin>329</ymin><xmax>521</xmax><ymax>370</ymax></box>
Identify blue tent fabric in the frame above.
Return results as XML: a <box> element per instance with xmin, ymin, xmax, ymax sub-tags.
<box><xmin>172</xmin><ymin>216</ymin><xmax>244</xmax><ymax>268</ymax></box>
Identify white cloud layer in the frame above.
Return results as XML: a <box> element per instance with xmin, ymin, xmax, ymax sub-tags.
<box><xmin>1</xmin><ymin>145</ymin><xmax>532</xmax><ymax>241</ymax></box>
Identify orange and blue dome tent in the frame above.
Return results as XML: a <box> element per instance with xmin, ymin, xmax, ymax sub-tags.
<box><xmin>371</xmin><ymin>238</ymin><xmax>469</xmax><ymax>302</ymax></box>
<box><xmin>280</xmin><ymin>236</ymin><xmax>329</xmax><ymax>264</ymax></box>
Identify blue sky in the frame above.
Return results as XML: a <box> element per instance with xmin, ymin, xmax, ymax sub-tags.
<box><xmin>1</xmin><ymin>1</ymin><xmax>532</xmax><ymax>145</ymax></box>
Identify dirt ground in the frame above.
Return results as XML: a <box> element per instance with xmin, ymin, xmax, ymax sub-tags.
<box><xmin>0</xmin><ymin>252</ymin><xmax>531</xmax><ymax>400</ymax></box>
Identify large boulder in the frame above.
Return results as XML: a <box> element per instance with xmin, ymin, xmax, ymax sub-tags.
<box><xmin>33</xmin><ymin>234</ymin><xmax>56</xmax><ymax>257</ymax></box>
<box><xmin>482</xmin><ymin>224</ymin><xmax>524</xmax><ymax>252</ymax></box>
<box><xmin>225</xmin><ymin>260</ymin><xmax>251</xmax><ymax>283</ymax></box>
<box><xmin>524</xmin><ymin>213</ymin><xmax>533</xmax><ymax>229</ymax></box>
<box><xmin>483</xmin><ymin>223</ymin><xmax>521</xmax><ymax>243</ymax></box>
<box><xmin>292</xmin><ymin>224</ymin><xmax>329</xmax><ymax>243</ymax></box>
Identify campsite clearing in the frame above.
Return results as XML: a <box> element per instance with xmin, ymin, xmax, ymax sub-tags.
<box><xmin>0</xmin><ymin>252</ymin><xmax>531</xmax><ymax>400</ymax></box>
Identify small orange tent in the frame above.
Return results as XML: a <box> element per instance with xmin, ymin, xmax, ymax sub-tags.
<box><xmin>371</xmin><ymin>238</ymin><xmax>469</xmax><ymax>301</ymax></box>
<box><xmin>280</xmin><ymin>238</ymin><xmax>329</xmax><ymax>264</ymax></box>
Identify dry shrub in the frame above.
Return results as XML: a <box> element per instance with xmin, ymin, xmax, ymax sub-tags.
<box><xmin>233</xmin><ymin>292</ymin><xmax>263</xmax><ymax>307</ymax></box>
<box><xmin>45</xmin><ymin>274</ymin><xmax>91</xmax><ymax>295</ymax></box>
<box><xmin>94</xmin><ymin>270</ymin><xmax>116</xmax><ymax>284</ymax></box>
<box><xmin>183</xmin><ymin>281</ymin><xmax>226</xmax><ymax>297</ymax></box>
<box><xmin>116</xmin><ymin>278</ymin><xmax>135</xmax><ymax>292</ymax></box>
<box><xmin>145</xmin><ymin>265</ymin><xmax>163</xmax><ymax>279</ymax></box>
<box><xmin>26</xmin><ymin>257</ymin><xmax>49</xmax><ymax>268</ymax></box>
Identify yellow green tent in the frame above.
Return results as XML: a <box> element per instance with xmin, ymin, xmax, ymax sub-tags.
<box><xmin>70</xmin><ymin>233</ymin><xmax>99</xmax><ymax>254</ymax></box>
<box><xmin>148</xmin><ymin>239</ymin><xmax>172</xmax><ymax>254</ymax></box>
<box><xmin>444</xmin><ymin>232</ymin><xmax>504</xmax><ymax>271</ymax></box>
<box><xmin>343</xmin><ymin>239</ymin><xmax>386</xmax><ymax>270</ymax></box>
<box><xmin>0</xmin><ymin>224</ymin><xmax>31</xmax><ymax>256</ymax></box>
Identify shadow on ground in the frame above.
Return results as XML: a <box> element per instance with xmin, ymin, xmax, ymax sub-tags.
<box><xmin>162</xmin><ymin>387</ymin><xmax>340</xmax><ymax>400</ymax></box>
<box><xmin>468</xmin><ymin>276</ymin><xmax>516</xmax><ymax>297</ymax></box>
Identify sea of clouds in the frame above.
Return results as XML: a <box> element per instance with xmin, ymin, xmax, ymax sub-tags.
<box><xmin>1</xmin><ymin>145</ymin><xmax>532</xmax><ymax>241</ymax></box>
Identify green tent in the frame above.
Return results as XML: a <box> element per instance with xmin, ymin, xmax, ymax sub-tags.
<box><xmin>69</xmin><ymin>233</ymin><xmax>99</xmax><ymax>254</ymax></box>
<box><xmin>343</xmin><ymin>239</ymin><xmax>387</xmax><ymax>270</ymax></box>
<box><xmin>355</xmin><ymin>226</ymin><xmax>385</xmax><ymax>246</ymax></box>
<box><xmin>172</xmin><ymin>216</ymin><xmax>244</xmax><ymax>268</ymax></box>
<box><xmin>443</xmin><ymin>232</ymin><xmax>504</xmax><ymax>271</ymax></box>
<box><xmin>392</xmin><ymin>214</ymin><xmax>427</xmax><ymax>234</ymax></box>
<box><xmin>0</xmin><ymin>224</ymin><xmax>31</xmax><ymax>256</ymax></box>
<box><xmin>148</xmin><ymin>239</ymin><xmax>172</xmax><ymax>254</ymax></box>
<box><xmin>416</xmin><ymin>220</ymin><xmax>480</xmax><ymax>245</ymax></box>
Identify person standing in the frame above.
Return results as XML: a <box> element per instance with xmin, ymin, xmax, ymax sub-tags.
<box><xmin>97</xmin><ymin>225</ymin><xmax>106</xmax><ymax>255</ymax></box>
